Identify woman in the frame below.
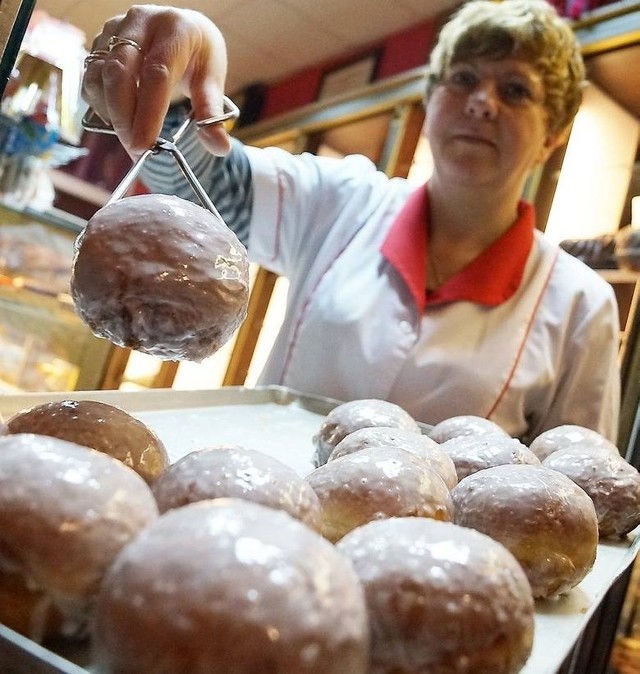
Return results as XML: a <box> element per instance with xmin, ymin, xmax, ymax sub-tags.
<box><xmin>81</xmin><ymin>0</ymin><xmax>620</xmax><ymax>444</ymax></box>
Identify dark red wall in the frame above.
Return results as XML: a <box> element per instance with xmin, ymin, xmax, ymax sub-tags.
<box><xmin>259</xmin><ymin>16</ymin><xmax>442</xmax><ymax>121</ymax></box>
<box><xmin>254</xmin><ymin>0</ymin><xmax>622</xmax><ymax>122</ymax></box>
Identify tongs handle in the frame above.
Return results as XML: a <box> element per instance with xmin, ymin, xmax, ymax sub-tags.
<box><xmin>81</xmin><ymin>96</ymin><xmax>240</xmax><ymax>218</ymax></box>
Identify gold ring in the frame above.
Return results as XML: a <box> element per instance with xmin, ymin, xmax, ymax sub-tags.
<box><xmin>107</xmin><ymin>36</ymin><xmax>142</xmax><ymax>52</ymax></box>
<box><xmin>84</xmin><ymin>49</ymin><xmax>110</xmax><ymax>67</ymax></box>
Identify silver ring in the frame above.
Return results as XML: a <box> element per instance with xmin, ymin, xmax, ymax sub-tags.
<box><xmin>107</xmin><ymin>36</ymin><xmax>142</xmax><ymax>52</ymax></box>
<box><xmin>84</xmin><ymin>49</ymin><xmax>110</xmax><ymax>67</ymax></box>
<box><xmin>195</xmin><ymin>96</ymin><xmax>241</xmax><ymax>128</ymax></box>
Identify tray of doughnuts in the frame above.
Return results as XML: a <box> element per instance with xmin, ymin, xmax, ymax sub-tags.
<box><xmin>0</xmin><ymin>384</ymin><xmax>637</xmax><ymax>674</ymax></box>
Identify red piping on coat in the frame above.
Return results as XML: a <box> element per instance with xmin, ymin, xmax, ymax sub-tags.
<box><xmin>485</xmin><ymin>249</ymin><xmax>560</xmax><ymax>419</ymax></box>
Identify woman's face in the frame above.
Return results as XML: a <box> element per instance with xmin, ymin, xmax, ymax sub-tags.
<box><xmin>424</xmin><ymin>57</ymin><xmax>562</xmax><ymax>193</ymax></box>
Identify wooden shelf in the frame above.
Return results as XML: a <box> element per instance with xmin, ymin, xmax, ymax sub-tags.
<box><xmin>596</xmin><ymin>269</ymin><xmax>640</xmax><ymax>371</ymax></box>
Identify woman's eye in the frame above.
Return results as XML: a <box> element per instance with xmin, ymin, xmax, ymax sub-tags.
<box><xmin>446</xmin><ymin>69</ymin><xmax>478</xmax><ymax>89</ymax></box>
<box><xmin>500</xmin><ymin>81</ymin><xmax>534</xmax><ymax>103</ymax></box>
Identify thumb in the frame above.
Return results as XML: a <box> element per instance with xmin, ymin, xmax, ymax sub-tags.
<box><xmin>187</xmin><ymin>27</ymin><xmax>233</xmax><ymax>157</ymax></box>
<box><xmin>191</xmin><ymin>86</ymin><xmax>235</xmax><ymax>156</ymax></box>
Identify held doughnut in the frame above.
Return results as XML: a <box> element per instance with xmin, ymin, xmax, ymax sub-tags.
<box><xmin>70</xmin><ymin>194</ymin><xmax>250</xmax><ymax>362</ymax></box>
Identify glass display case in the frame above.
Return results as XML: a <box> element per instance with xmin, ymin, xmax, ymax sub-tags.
<box><xmin>0</xmin><ymin>199</ymin><xmax>115</xmax><ymax>392</ymax></box>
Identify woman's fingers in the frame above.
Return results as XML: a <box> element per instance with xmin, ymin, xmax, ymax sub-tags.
<box><xmin>185</xmin><ymin>17</ymin><xmax>232</xmax><ymax>156</ymax></box>
<box><xmin>81</xmin><ymin>6</ymin><xmax>230</xmax><ymax>156</ymax></box>
<box><xmin>81</xmin><ymin>14</ymin><xmax>128</xmax><ymax>126</ymax></box>
<box><xmin>102</xmin><ymin>42</ymin><xmax>146</xmax><ymax>152</ymax></box>
<box><xmin>190</xmin><ymin>71</ymin><xmax>233</xmax><ymax>157</ymax></box>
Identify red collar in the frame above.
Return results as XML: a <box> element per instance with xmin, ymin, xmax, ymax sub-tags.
<box><xmin>381</xmin><ymin>185</ymin><xmax>534</xmax><ymax>311</ymax></box>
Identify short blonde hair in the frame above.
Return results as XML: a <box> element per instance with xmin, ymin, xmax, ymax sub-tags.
<box><xmin>425</xmin><ymin>0</ymin><xmax>586</xmax><ymax>134</ymax></box>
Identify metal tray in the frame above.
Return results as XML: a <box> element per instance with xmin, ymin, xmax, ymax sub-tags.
<box><xmin>0</xmin><ymin>384</ymin><xmax>637</xmax><ymax>674</ymax></box>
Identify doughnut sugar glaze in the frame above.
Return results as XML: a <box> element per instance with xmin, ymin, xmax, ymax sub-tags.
<box><xmin>307</xmin><ymin>445</ymin><xmax>453</xmax><ymax>543</ymax></box>
<box><xmin>0</xmin><ymin>433</ymin><xmax>158</xmax><ymax>640</ymax></box>
<box><xmin>330</xmin><ymin>426</ymin><xmax>457</xmax><ymax>489</ymax></box>
<box><xmin>440</xmin><ymin>432</ymin><xmax>540</xmax><ymax>482</ymax></box>
<box><xmin>543</xmin><ymin>446</ymin><xmax>640</xmax><ymax>538</ymax></box>
<box><xmin>92</xmin><ymin>499</ymin><xmax>370</xmax><ymax>674</ymax></box>
<box><xmin>151</xmin><ymin>445</ymin><xmax>322</xmax><ymax>529</ymax></box>
<box><xmin>429</xmin><ymin>414</ymin><xmax>508</xmax><ymax>444</ymax></box>
<box><xmin>70</xmin><ymin>194</ymin><xmax>250</xmax><ymax>362</ymax></box>
<box><xmin>337</xmin><ymin>517</ymin><xmax>534</xmax><ymax>674</ymax></box>
<box><xmin>529</xmin><ymin>424</ymin><xmax>619</xmax><ymax>461</ymax></box>
<box><xmin>452</xmin><ymin>464</ymin><xmax>599</xmax><ymax>599</ymax></box>
<box><xmin>6</xmin><ymin>399</ymin><xmax>169</xmax><ymax>484</ymax></box>
<box><xmin>313</xmin><ymin>399</ymin><xmax>421</xmax><ymax>467</ymax></box>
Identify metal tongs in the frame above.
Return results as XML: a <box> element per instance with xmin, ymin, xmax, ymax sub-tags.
<box><xmin>81</xmin><ymin>96</ymin><xmax>240</xmax><ymax>220</ymax></box>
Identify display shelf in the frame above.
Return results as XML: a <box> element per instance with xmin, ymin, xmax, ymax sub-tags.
<box><xmin>597</xmin><ymin>269</ymin><xmax>640</xmax><ymax>367</ymax></box>
<box><xmin>0</xmin><ymin>200</ymin><xmax>115</xmax><ymax>391</ymax></box>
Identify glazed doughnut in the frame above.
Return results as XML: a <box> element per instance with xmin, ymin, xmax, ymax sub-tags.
<box><xmin>337</xmin><ymin>517</ymin><xmax>534</xmax><ymax>674</ymax></box>
<box><xmin>6</xmin><ymin>399</ymin><xmax>169</xmax><ymax>484</ymax></box>
<box><xmin>70</xmin><ymin>194</ymin><xmax>250</xmax><ymax>362</ymax></box>
<box><xmin>543</xmin><ymin>447</ymin><xmax>640</xmax><ymax>539</ymax></box>
<box><xmin>0</xmin><ymin>570</ymin><xmax>64</xmax><ymax>641</ymax></box>
<box><xmin>151</xmin><ymin>445</ymin><xmax>322</xmax><ymax>529</ymax></box>
<box><xmin>452</xmin><ymin>464</ymin><xmax>599</xmax><ymax>598</ymax></box>
<box><xmin>312</xmin><ymin>398</ymin><xmax>421</xmax><ymax>467</ymax></box>
<box><xmin>0</xmin><ymin>433</ymin><xmax>158</xmax><ymax>641</ymax></box>
<box><xmin>306</xmin><ymin>446</ymin><xmax>453</xmax><ymax>543</ymax></box>
<box><xmin>429</xmin><ymin>414</ymin><xmax>508</xmax><ymax>444</ymax></box>
<box><xmin>440</xmin><ymin>432</ymin><xmax>540</xmax><ymax>482</ymax></box>
<box><xmin>329</xmin><ymin>426</ymin><xmax>457</xmax><ymax>489</ymax></box>
<box><xmin>92</xmin><ymin>499</ymin><xmax>370</xmax><ymax>674</ymax></box>
<box><xmin>529</xmin><ymin>424</ymin><xmax>619</xmax><ymax>461</ymax></box>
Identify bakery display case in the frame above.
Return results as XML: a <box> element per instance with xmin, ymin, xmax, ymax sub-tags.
<box><xmin>0</xmin><ymin>0</ymin><xmax>119</xmax><ymax>393</ymax></box>
<box><xmin>0</xmin><ymin>199</ymin><xmax>115</xmax><ymax>391</ymax></box>
<box><xmin>0</xmin><ymin>385</ymin><xmax>638</xmax><ymax>674</ymax></box>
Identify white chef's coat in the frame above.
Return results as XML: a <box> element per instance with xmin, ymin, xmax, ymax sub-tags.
<box><xmin>245</xmin><ymin>145</ymin><xmax>620</xmax><ymax>444</ymax></box>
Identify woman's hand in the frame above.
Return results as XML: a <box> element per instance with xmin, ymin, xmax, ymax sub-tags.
<box><xmin>82</xmin><ymin>5</ymin><xmax>231</xmax><ymax>157</ymax></box>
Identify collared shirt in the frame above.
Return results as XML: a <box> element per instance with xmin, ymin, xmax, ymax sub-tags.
<box><xmin>381</xmin><ymin>185</ymin><xmax>534</xmax><ymax>309</ymax></box>
<box><xmin>244</xmin><ymin>145</ymin><xmax>620</xmax><ymax>443</ymax></box>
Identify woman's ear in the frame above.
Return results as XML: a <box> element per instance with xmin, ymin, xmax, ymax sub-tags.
<box><xmin>537</xmin><ymin>125</ymin><xmax>570</xmax><ymax>164</ymax></box>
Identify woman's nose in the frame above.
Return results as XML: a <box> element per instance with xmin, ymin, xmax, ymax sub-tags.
<box><xmin>465</xmin><ymin>82</ymin><xmax>499</xmax><ymax>120</ymax></box>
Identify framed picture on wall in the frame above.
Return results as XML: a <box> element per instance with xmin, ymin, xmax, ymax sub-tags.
<box><xmin>317</xmin><ymin>50</ymin><xmax>381</xmax><ymax>101</ymax></box>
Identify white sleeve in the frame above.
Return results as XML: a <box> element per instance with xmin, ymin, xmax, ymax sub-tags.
<box><xmin>537</xmin><ymin>266</ymin><xmax>621</xmax><ymax>444</ymax></box>
<box><xmin>244</xmin><ymin>145</ymin><xmax>390</xmax><ymax>276</ymax></box>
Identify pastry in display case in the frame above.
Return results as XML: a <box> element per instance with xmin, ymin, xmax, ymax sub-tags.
<box><xmin>0</xmin><ymin>200</ymin><xmax>114</xmax><ymax>392</ymax></box>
